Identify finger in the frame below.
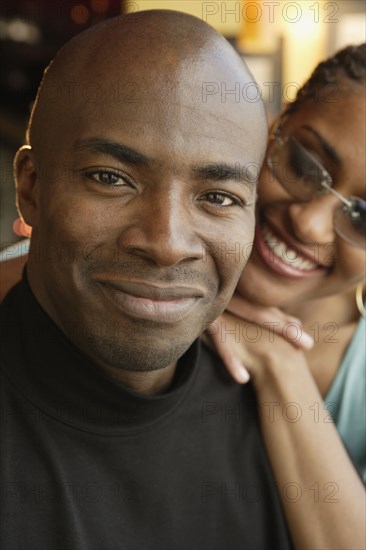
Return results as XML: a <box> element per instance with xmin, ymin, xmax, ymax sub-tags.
<box><xmin>227</xmin><ymin>294</ymin><xmax>314</xmax><ymax>350</ymax></box>
<box><xmin>228</xmin><ymin>294</ymin><xmax>294</xmax><ymax>326</ymax></box>
<box><xmin>285</xmin><ymin>325</ymin><xmax>314</xmax><ymax>350</ymax></box>
<box><xmin>226</xmin><ymin>294</ymin><xmax>272</xmax><ymax>323</ymax></box>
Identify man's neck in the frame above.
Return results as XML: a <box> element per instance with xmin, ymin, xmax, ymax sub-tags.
<box><xmin>97</xmin><ymin>362</ymin><xmax>178</xmax><ymax>396</ymax></box>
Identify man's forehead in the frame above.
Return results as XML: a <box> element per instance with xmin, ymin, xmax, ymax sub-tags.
<box><xmin>62</xmin><ymin>92</ymin><xmax>261</xmax><ymax>170</ymax></box>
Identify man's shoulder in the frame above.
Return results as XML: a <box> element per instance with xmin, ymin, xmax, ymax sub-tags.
<box><xmin>0</xmin><ymin>240</ymin><xmax>29</xmax><ymax>302</ymax></box>
<box><xmin>0</xmin><ymin>278</ymin><xmax>23</xmax><ymax>319</ymax></box>
<box><xmin>193</xmin><ymin>339</ymin><xmax>258</xmax><ymax>416</ymax></box>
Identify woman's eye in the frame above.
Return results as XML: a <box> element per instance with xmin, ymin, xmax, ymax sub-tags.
<box><xmin>289</xmin><ymin>141</ymin><xmax>327</xmax><ymax>181</ymax></box>
<box><xmin>85</xmin><ymin>170</ymin><xmax>130</xmax><ymax>187</ymax></box>
<box><xmin>289</xmin><ymin>145</ymin><xmax>315</xmax><ymax>179</ymax></box>
<box><xmin>202</xmin><ymin>192</ymin><xmax>240</xmax><ymax>207</ymax></box>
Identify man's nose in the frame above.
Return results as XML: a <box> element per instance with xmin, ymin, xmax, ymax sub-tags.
<box><xmin>288</xmin><ymin>194</ymin><xmax>338</xmax><ymax>245</ymax></box>
<box><xmin>118</xmin><ymin>192</ymin><xmax>204</xmax><ymax>267</ymax></box>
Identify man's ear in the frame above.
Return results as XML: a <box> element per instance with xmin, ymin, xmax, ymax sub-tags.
<box><xmin>14</xmin><ymin>145</ymin><xmax>39</xmax><ymax>228</ymax></box>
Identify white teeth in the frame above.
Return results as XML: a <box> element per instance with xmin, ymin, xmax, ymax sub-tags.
<box><xmin>262</xmin><ymin>224</ymin><xmax>318</xmax><ymax>271</ymax></box>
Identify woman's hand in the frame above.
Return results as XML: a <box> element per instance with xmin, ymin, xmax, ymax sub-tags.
<box><xmin>207</xmin><ymin>292</ymin><xmax>314</xmax><ymax>385</ymax></box>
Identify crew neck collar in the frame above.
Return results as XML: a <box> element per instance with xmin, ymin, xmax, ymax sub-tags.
<box><xmin>0</xmin><ymin>275</ymin><xmax>201</xmax><ymax>436</ymax></box>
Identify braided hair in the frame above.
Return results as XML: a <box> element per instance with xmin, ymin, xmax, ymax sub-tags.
<box><xmin>286</xmin><ymin>43</ymin><xmax>366</xmax><ymax>113</ymax></box>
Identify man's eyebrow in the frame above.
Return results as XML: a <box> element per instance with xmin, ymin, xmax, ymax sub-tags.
<box><xmin>194</xmin><ymin>163</ymin><xmax>258</xmax><ymax>186</ymax></box>
<box><xmin>73</xmin><ymin>137</ymin><xmax>150</xmax><ymax>166</ymax></box>
<box><xmin>301</xmin><ymin>125</ymin><xmax>340</xmax><ymax>163</ymax></box>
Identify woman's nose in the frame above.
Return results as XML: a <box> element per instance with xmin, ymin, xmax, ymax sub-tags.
<box><xmin>288</xmin><ymin>194</ymin><xmax>339</xmax><ymax>245</ymax></box>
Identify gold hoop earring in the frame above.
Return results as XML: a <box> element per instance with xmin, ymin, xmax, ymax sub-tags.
<box><xmin>355</xmin><ymin>282</ymin><xmax>365</xmax><ymax>318</ymax></box>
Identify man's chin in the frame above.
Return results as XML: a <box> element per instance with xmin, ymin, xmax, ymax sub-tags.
<box><xmin>73</xmin><ymin>327</ymin><xmax>197</xmax><ymax>374</ymax></box>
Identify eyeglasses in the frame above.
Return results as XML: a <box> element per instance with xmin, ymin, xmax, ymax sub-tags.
<box><xmin>266</xmin><ymin>124</ymin><xmax>366</xmax><ymax>250</ymax></box>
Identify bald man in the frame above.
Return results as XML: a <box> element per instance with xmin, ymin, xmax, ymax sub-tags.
<box><xmin>0</xmin><ymin>11</ymin><xmax>292</xmax><ymax>549</ymax></box>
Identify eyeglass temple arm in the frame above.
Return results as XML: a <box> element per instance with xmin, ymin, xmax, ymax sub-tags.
<box><xmin>321</xmin><ymin>179</ymin><xmax>353</xmax><ymax>208</ymax></box>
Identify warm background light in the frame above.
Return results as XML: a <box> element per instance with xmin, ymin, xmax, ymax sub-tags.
<box><xmin>124</xmin><ymin>0</ymin><xmax>242</xmax><ymax>35</ymax></box>
<box><xmin>279</xmin><ymin>0</ymin><xmax>329</xmax><ymax>101</ymax></box>
<box><xmin>125</xmin><ymin>0</ymin><xmax>365</xmax><ymax>104</ymax></box>
<box><xmin>70</xmin><ymin>4</ymin><xmax>90</xmax><ymax>25</ymax></box>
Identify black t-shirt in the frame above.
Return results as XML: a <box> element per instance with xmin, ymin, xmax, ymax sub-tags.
<box><xmin>0</xmin><ymin>277</ymin><xmax>292</xmax><ymax>550</ymax></box>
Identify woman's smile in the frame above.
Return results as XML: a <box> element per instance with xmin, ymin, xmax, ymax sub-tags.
<box><xmin>254</xmin><ymin>219</ymin><xmax>328</xmax><ymax>279</ymax></box>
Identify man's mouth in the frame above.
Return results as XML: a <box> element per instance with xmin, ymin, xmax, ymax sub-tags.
<box><xmin>94</xmin><ymin>278</ymin><xmax>204</xmax><ymax>323</ymax></box>
<box><xmin>254</xmin><ymin>219</ymin><xmax>328</xmax><ymax>280</ymax></box>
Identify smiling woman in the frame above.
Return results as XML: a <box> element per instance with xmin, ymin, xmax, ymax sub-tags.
<box><xmin>211</xmin><ymin>43</ymin><xmax>366</xmax><ymax>550</ymax></box>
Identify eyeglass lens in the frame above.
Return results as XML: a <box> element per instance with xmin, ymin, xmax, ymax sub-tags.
<box><xmin>334</xmin><ymin>198</ymin><xmax>366</xmax><ymax>249</ymax></box>
<box><xmin>267</xmin><ymin>135</ymin><xmax>328</xmax><ymax>200</ymax></box>
<box><xmin>267</xmin><ymin>135</ymin><xmax>366</xmax><ymax>249</ymax></box>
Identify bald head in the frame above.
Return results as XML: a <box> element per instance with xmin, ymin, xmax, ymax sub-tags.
<box><xmin>27</xmin><ymin>10</ymin><xmax>266</xmax><ymax>159</ymax></box>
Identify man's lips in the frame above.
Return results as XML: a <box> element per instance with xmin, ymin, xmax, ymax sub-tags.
<box><xmin>94</xmin><ymin>278</ymin><xmax>204</xmax><ymax>323</ymax></box>
<box><xmin>254</xmin><ymin>220</ymin><xmax>329</xmax><ymax>280</ymax></box>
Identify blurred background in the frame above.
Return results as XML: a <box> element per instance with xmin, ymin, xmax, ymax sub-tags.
<box><xmin>1</xmin><ymin>0</ymin><xmax>365</xmax><ymax>250</ymax></box>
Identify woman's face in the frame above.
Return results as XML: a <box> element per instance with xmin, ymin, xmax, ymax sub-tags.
<box><xmin>237</xmin><ymin>90</ymin><xmax>366</xmax><ymax>307</ymax></box>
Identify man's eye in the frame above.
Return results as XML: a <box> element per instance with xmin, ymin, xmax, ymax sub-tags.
<box><xmin>201</xmin><ymin>192</ymin><xmax>241</xmax><ymax>207</ymax></box>
<box><xmin>84</xmin><ymin>170</ymin><xmax>130</xmax><ymax>187</ymax></box>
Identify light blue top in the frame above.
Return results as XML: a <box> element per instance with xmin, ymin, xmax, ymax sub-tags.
<box><xmin>0</xmin><ymin>238</ymin><xmax>30</xmax><ymax>260</ymax></box>
<box><xmin>324</xmin><ymin>316</ymin><xmax>366</xmax><ymax>483</ymax></box>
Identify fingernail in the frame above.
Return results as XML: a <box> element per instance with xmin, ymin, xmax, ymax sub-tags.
<box><xmin>237</xmin><ymin>368</ymin><xmax>250</xmax><ymax>383</ymax></box>
<box><xmin>231</xmin><ymin>358</ymin><xmax>250</xmax><ymax>383</ymax></box>
<box><xmin>300</xmin><ymin>332</ymin><xmax>314</xmax><ymax>349</ymax></box>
